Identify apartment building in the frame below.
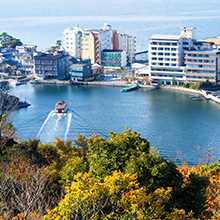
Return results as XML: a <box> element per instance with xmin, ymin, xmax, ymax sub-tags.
<box><xmin>184</xmin><ymin>42</ymin><xmax>220</xmax><ymax>85</ymax></box>
<box><xmin>63</xmin><ymin>24</ymin><xmax>82</xmax><ymax>58</ymax></box>
<box><xmin>148</xmin><ymin>27</ymin><xmax>195</xmax><ymax>85</ymax></box>
<box><xmin>70</xmin><ymin>59</ymin><xmax>92</xmax><ymax>81</ymax></box>
<box><xmin>34</xmin><ymin>52</ymin><xmax>69</xmax><ymax>80</ymax></box>
<box><xmin>101</xmin><ymin>49</ymin><xmax>126</xmax><ymax>68</ymax></box>
<box><xmin>63</xmin><ymin>24</ymin><xmax>135</xmax><ymax>66</ymax></box>
<box><xmin>118</xmin><ymin>33</ymin><xmax>136</xmax><ymax>65</ymax></box>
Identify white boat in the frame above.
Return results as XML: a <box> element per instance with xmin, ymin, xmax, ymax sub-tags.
<box><xmin>55</xmin><ymin>100</ymin><xmax>67</xmax><ymax>113</ymax></box>
<box><xmin>8</xmin><ymin>79</ymin><xmax>21</xmax><ymax>87</ymax></box>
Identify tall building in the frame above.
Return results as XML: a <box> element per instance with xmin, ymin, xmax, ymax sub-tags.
<box><xmin>118</xmin><ymin>33</ymin><xmax>136</xmax><ymax>65</ymax></box>
<box><xmin>62</xmin><ymin>24</ymin><xmax>135</xmax><ymax>66</ymax></box>
<box><xmin>63</xmin><ymin>24</ymin><xmax>82</xmax><ymax>58</ymax></box>
<box><xmin>80</xmin><ymin>24</ymin><xmax>112</xmax><ymax>64</ymax></box>
<box><xmin>148</xmin><ymin>27</ymin><xmax>196</xmax><ymax>85</ymax></box>
<box><xmin>184</xmin><ymin>42</ymin><xmax>220</xmax><ymax>85</ymax></box>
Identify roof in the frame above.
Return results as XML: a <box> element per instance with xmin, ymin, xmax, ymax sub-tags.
<box><xmin>34</xmin><ymin>53</ymin><xmax>68</xmax><ymax>60</ymax></box>
<box><xmin>150</xmin><ymin>34</ymin><xmax>181</xmax><ymax>41</ymax></box>
<box><xmin>92</xmin><ymin>63</ymin><xmax>102</xmax><ymax>68</ymax></box>
<box><xmin>205</xmin><ymin>38</ymin><xmax>220</xmax><ymax>45</ymax></box>
<box><xmin>102</xmin><ymin>49</ymin><xmax>123</xmax><ymax>53</ymax></box>
<box><xmin>0</xmin><ymin>60</ymin><xmax>18</xmax><ymax>66</ymax></box>
<box><xmin>0</xmin><ymin>54</ymin><xmax>14</xmax><ymax>59</ymax></box>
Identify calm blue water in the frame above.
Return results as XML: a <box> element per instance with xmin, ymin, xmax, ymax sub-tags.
<box><xmin>10</xmin><ymin>84</ymin><xmax>220</xmax><ymax>165</ymax></box>
<box><xmin>1</xmin><ymin>0</ymin><xmax>220</xmax><ymax>51</ymax></box>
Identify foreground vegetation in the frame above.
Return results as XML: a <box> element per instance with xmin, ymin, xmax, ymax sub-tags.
<box><xmin>0</xmin><ymin>127</ymin><xmax>220</xmax><ymax>219</ymax></box>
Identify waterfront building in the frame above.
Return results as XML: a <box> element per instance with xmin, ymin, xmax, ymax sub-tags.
<box><xmin>101</xmin><ymin>49</ymin><xmax>126</xmax><ymax>68</ymax></box>
<box><xmin>148</xmin><ymin>27</ymin><xmax>196</xmax><ymax>85</ymax></box>
<box><xmin>63</xmin><ymin>24</ymin><xmax>135</xmax><ymax>66</ymax></box>
<box><xmin>63</xmin><ymin>24</ymin><xmax>83</xmax><ymax>58</ymax></box>
<box><xmin>92</xmin><ymin>63</ymin><xmax>104</xmax><ymax>77</ymax></box>
<box><xmin>132</xmin><ymin>63</ymin><xmax>149</xmax><ymax>78</ymax></box>
<box><xmin>118</xmin><ymin>33</ymin><xmax>136</xmax><ymax>65</ymax></box>
<box><xmin>34</xmin><ymin>52</ymin><xmax>69</xmax><ymax>80</ymax></box>
<box><xmin>184</xmin><ymin>42</ymin><xmax>220</xmax><ymax>85</ymax></box>
<box><xmin>69</xmin><ymin>59</ymin><xmax>92</xmax><ymax>81</ymax></box>
<box><xmin>81</xmin><ymin>24</ymin><xmax>112</xmax><ymax>64</ymax></box>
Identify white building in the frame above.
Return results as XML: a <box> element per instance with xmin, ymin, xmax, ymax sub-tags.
<box><xmin>119</xmin><ymin>33</ymin><xmax>135</xmax><ymax>65</ymax></box>
<box><xmin>148</xmin><ymin>27</ymin><xmax>195</xmax><ymax>85</ymax></box>
<box><xmin>63</xmin><ymin>24</ymin><xmax>83</xmax><ymax>58</ymax></box>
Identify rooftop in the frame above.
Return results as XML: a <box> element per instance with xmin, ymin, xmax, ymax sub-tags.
<box><xmin>150</xmin><ymin>34</ymin><xmax>181</xmax><ymax>41</ymax></box>
<box><xmin>102</xmin><ymin>49</ymin><xmax>123</xmax><ymax>53</ymax></box>
<box><xmin>34</xmin><ymin>53</ymin><xmax>68</xmax><ymax>60</ymax></box>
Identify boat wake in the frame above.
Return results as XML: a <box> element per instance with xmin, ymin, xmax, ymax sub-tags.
<box><xmin>36</xmin><ymin>110</ymin><xmax>72</xmax><ymax>142</ymax></box>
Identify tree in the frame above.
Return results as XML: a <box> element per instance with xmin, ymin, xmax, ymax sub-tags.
<box><xmin>0</xmin><ymin>155</ymin><xmax>56</xmax><ymax>219</ymax></box>
<box><xmin>0</xmin><ymin>32</ymin><xmax>22</xmax><ymax>48</ymax></box>
<box><xmin>0</xmin><ymin>81</ymin><xmax>17</xmax><ymax>150</ymax></box>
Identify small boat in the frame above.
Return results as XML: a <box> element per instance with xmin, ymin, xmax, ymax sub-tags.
<box><xmin>8</xmin><ymin>79</ymin><xmax>21</xmax><ymax>87</ymax></box>
<box><xmin>121</xmin><ymin>84</ymin><xmax>139</xmax><ymax>93</ymax></box>
<box><xmin>55</xmin><ymin>100</ymin><xmax>67</xmax><ymax>113</ymax></box>
<box><xmin>17</xmin><ymin>101</ymin><xmax>31</xmax><ymax>109</ymax></box>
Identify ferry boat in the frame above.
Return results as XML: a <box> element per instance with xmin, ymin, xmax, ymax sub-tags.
<box><xmin>55</xmin><ymin>100</ymin><xmax>67</xmax><ymax>113</ymax></box>
<box><xmin>121</xmin><ymin>84</ymin><xmax>139</xmax><ymax>93</ymax></box>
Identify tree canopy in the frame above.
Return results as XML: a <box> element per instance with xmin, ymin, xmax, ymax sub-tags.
<box><xmin>0</xmin><ymin>32</ymin><xmax>22</xmax><ymax>48</ymax></box>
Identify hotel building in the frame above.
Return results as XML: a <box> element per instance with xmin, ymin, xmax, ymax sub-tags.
<box><xmin>148</xmin><ymin>27</ymin><xmax>196</xmax><ymax>85</ymax></box>
<box><xmin>184</xmin><ymin>42</ymin><xmax>220</xmax><ymax>85</ymax></box>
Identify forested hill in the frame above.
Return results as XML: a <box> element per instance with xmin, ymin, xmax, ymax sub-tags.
<box><xmin>0</xmin><ymin>128</ymin><xmax>220</xmax><ymax>219</ymax></box>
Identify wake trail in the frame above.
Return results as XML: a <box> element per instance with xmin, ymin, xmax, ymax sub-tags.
<box><xmin>64</xmin><ymin>113</ymin><xmax>72</xmax><ymax>140</ymax></box>
<box><xmin>36</xmin><ymin>110</ymin><xmax>54</xmax><ymax>138</ymax></box>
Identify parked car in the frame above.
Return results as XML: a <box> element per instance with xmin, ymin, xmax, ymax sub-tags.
<box><xmin>212</xmin><ymin>92</ymin><xmax>218</xmax><ymax>96</ymax></box>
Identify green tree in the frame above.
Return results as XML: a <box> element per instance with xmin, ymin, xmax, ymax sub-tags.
<box><xmin>0</xmin><ymin>32</ymin><xmax>22</xmax><ymax>48</ymax></box>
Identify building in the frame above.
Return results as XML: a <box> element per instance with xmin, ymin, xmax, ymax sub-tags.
<box><xmin>81</xmin><ymin>24</ymin><xmax>112</xmax><ymax>64</ymax></box>
<box><xmin>63</xmin><ymin>24</ymin><xmax>83</xmax><ymax>58</ymax></box>
<box><xmin>34</xmin><ymin>52</ymin><xmax>69</xmax><ymax>80</ymax></box>
<box><xmin>118</xmin><ymin>33</ymin><xmax>136</xmax><ymax>65</ymax></box>
<box><xmin>184</xmin><ymin>44</ymin><xmax>220</xmax><ymax>85</ymax></box>
<box><xmin>101</xmin><ymin>50</ymin><xmax>126</xmax><ymax>68</ymax></box>
<box><xmin>81</xmin><ymin>30</ymin><xmax>96</xmax><ymax>64</ymax></box>
<box><xmin>70</xmin><ymin>59</ymin><xmax>92</xmax><ymax>81</ymax></box>
<box><xmin>148</xmin><ymin>27</ymin><xmax>196</xmax><ymax>85</ymax></box>
<box><xmin>63</xmin><ymin>24</ymin><xmax>135</xmax><ymax>66</ymax></box>
<box><xmin>92</xmin><ymin>63</ymin><xmax>104</xmax><ymax>77</ymax></box>
<box><xmin>16</xmin><ymin>45</ymin><xmax>37</xmax><ymax>54</ymax></box>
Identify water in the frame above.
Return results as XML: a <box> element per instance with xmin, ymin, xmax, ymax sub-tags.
<box><xmin>1</xmin><ymin>0</ymin><xmax>220</xmax><ymax>51</ymax></box>
<box><xmin>10</xmin><ymin>83</ymin><xmax>220</xmax><ymax>165</ymax></box>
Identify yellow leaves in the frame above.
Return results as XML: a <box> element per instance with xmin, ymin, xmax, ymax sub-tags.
<box><xmin>149</xmin><ymin>146</ymin><xmax>159</xmax><ymax>154</ymax></box>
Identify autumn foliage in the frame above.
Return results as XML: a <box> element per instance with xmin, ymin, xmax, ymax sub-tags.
<box><xmin>0</xmin><ymin>128</ymin><xmax>220</xmax><ymax>219</ymax></box>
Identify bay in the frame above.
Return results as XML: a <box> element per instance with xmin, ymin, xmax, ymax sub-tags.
<box><xmin>11</xmin><ymin>84</ymin><xmax>220</xmax><ymax>166</ymax></box>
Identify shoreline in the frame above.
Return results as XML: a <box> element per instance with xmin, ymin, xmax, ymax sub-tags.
<box><xmin>29</xmin><ymin>79</ymin><xmax>220</xmax><ymax>104</ymax></box>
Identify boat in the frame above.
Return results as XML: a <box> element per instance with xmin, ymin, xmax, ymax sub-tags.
<box><xmin>55</xmin><ymin>100</ymin><xmax>67</xmax><ymax>113</ymax></box>
<box><xmin>121</xmin><ymin>84</ymin><xmax>139</xmax><ymax>93</ymax></box>
<box><xmin>17</xmin><ymin>101</ymin><xmax>31</xmax><ymax>109</ymax></box>
<box><xmin>8</xmin><ymin>79</ymin><xmax>21</xmax><ymax>87</ymax></box>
